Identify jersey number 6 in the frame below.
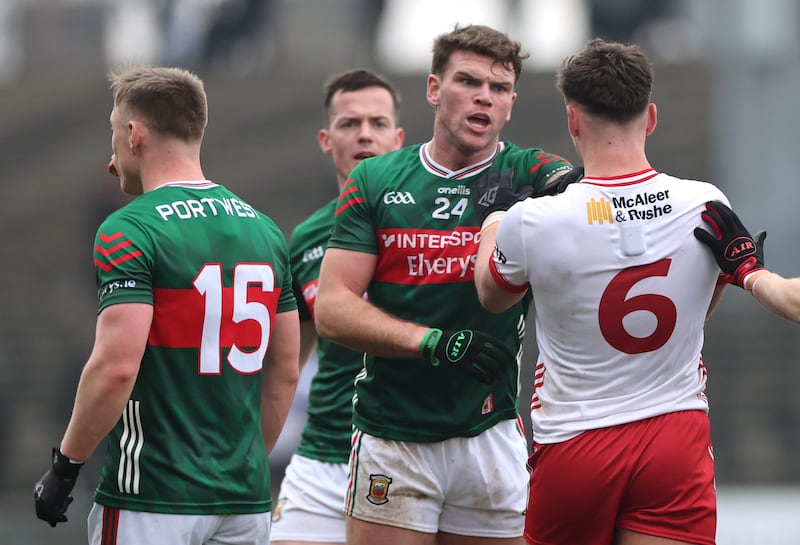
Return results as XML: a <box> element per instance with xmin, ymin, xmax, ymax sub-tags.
<box><xmin>598</xmin><ymin>258</ymin><xmax>677</xmax><ymax>355</ymax></box>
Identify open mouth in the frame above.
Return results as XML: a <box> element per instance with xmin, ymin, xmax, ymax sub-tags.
<box><xmin>354</xmin><ymin>152</ymin><xmax>376</xmax><ymax>160</ymax></box>
<box><xmin>467</xmin><ymin>113</ymin><xmax>490</xmax><ymax>129</ymax></box>
<box><xmin>108</xmin><ymin>160</ymin><xmax>118</xmax><ymax>176</ymax></box>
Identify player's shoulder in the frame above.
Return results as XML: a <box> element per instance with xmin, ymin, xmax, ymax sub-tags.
<box><xmin>654</xmin><ymin>173</ymin><xmax>728</xmax><ymax>203</ymax></box>
<box><xmin>290</xmin><ymin>198</ymin><xmax>337</xmax><ymax>244</ymax></box>
<box><xmin>498</xmin><ymin>141</ymin><xmax>567</xmax><ymax>162</ymax></box>
<box><xmin>496</xmin><ymin>141</ymin><xmax>572</xmax><ymax>181</ymax></box>
<box><xmin>352</xmin><ymin>144</ymin><xmax>422</xmax><ymax>179</ymax></box>
<box><xmin>97</xmin><ymin>197</ymin><xmax>147</xmax><ymax>234</ymax></box>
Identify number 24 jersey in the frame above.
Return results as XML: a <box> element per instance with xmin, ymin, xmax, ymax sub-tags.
<box><xmin>328</xmin><ymin>142</ymin><xmax>571</xmax><ymax>442</ymax></box>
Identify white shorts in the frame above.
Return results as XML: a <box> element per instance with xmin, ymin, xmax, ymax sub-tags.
<box><xmin>269</xmin><ymin>454</ymin><xmax>349</xmax><ymax>543</ymax></box>
<box><xmin>345</xmin><ymin>419</ymin><xmax>529</xmax><ymax>537</ymax></box>
<box><xmin>87</xmin><ymin>503</ymin><xmax>271</xmax><ymax>545</ymax></box>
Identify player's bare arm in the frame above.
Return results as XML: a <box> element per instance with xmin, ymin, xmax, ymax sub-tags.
<box><xmin>60</xmin><ymin>303</ymin><xmax>152</xmax><ymax>461</ymax></box>
<box><xmin>315</xmin><ymin>248</ymin><xmax>428</xmax><ymax>358</ymax></box>
<box><xmin>747</xmin><ymin>272</ymin><xmax>800</xmax><ymax>324</ymax></box>
<box><xmin>261</xmin><ymin>309</ymin><xmax>301</xmax><ymax>453</ymax></box>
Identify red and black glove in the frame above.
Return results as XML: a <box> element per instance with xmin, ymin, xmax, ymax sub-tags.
<box><xmin>694</xmin><ymin>200</ymin><xmax>766</xmax><ymax>289</ymax></box>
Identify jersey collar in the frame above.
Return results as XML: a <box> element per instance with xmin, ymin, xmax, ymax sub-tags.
<box><xmin>152</xmin><ymin>180</ymin><xmax>218</xmax><ymax>191</ymax></box>
<box><xmin>579</xmin><ymin>169</ymin><xmax>658</xmax><ymax>187</ymax></box>
<box><xmin>419</xmin><ymin>141</ymin><xmax>505</xmax><ymax>180</ymax></box>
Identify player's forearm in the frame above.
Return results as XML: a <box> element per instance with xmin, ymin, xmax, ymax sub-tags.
<box><xmin>315</xmin><ymin>287</ymin><xmax>427</xmax><ymax>358</ymax></box>
<box><xmin>749</xmin><ymin>272</ymin><xmax>800</xmax><ymax>324</ymax></box>
<box><xmin>261</xmin><ymin>372</ymin><xmax>299</xmax><ymax>453</ymax></box>
<box><xmin>261</xmin><ymin>311</ymin><xmax>301</xmax><ymax>451</ymax></box>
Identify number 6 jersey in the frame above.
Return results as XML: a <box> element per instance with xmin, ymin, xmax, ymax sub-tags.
<box><xmin>91</xmin><ymin>180</ymin><xmax>296</xmax><ymax>514</ymax></box>
<box><xmin>491</xmin><ymin>169</ymin><xmax>728</xmax><ymax>444</ymax></box>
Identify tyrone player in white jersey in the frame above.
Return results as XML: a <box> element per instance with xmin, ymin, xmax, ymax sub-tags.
<box><xmin>474</xmin><ymin>39</ymin><xmax>728</xmax><ymax>545</ymax></box>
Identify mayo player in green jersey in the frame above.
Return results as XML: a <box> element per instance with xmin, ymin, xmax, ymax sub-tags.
<box><xmin>315</xmin><ymin>25</ymin><xmax>573</xmax><ymax>545</ymax></box>
<box><xmin>33</xmin><ymin>66</ymin><xmax>301</xmax><ymax>545</ymax></box>
<box><xmin>270</xmin><ymin>70</ymin><xmax>404</xmax><ymax>545</ymax></box>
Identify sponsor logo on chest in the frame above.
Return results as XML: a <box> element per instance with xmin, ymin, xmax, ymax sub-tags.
<box><xmin>587</xmin><ymin>189</ymin><xmax>674</xmax><ymax>224</ymax></box>
<box><xmin>374</xmin><ymin>227</ymin><xmax>479</xmax><ymax>284</ymax></box>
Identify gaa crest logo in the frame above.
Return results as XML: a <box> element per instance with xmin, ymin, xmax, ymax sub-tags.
<box><xmin>366</xmin><ymin>474</ymin><xmax>392</xmax><ymax>505</ymax></box>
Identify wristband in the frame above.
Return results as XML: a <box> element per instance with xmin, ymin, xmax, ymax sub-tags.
<box><xmin>747</xmin><ymin>271</ymin><xmax>770</xmax><ymax>295</ymax></box>
<box><xmin>481</xmin><ymin>211</ymin><xmax>506</xmax><ymax>232</ymax></box>
<box><xmin>419</xmin><ymin>328</ymin><xmax>442</xmax><ymax>360</ymax></box>
<box><xmin>743</xmin><ymin>269</ymin><xmax>769</xmax><ymax>292</ymax></box>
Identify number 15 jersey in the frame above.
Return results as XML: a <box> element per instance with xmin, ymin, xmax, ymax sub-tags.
<box><xmin>491</xmin><ymin>170</ymin><xmax>728</xmax><ymax>444</ymax></box>
<box><xmin>91</xmin><ymin>180</ymin><xmax>296</xmax><ymax>514</ymax></box>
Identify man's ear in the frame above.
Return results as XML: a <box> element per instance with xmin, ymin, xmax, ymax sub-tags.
<box><xmin>426</xmin><ymin>74</ymin><xmax>441</xmax><ymax>108</ymax></box>
<box><xmin>566</xmin><ymin>104</ymin><xmax>579</xmax><ymax>137</ymax></box>
<box><xmin>318</xmin><ymin>128</ymin><xmax>332</xmax><ymax>155</ymax></box>
<box><xmin>645</xmin><ymin>103</ymin><xmax>657</xmax><ymax>136</ymax></box>
<box><xmin>128</xmin><ymin>121</ymin><xmax>145</xmax><ymax>153</ymax></box>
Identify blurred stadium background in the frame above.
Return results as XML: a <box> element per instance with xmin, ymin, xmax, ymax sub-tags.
<box><xmin>2</xmin><ymin>0</ymin><xmax>800</xmax><ymax>543</ymax></box>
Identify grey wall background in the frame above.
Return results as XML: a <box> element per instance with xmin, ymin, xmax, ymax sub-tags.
<box><xmin>1</xmin><ymin>1</ymin><xmax>799</xmax><ymax>543</ymax></box>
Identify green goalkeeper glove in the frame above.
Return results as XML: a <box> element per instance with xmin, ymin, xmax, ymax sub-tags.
<box><xmin>420</xmin><ymin>328</ymin><xmax>516</xmax><ymax>384</ymax></box>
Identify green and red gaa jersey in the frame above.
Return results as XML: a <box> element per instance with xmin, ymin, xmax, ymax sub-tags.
<box><xmin>91</xmin><ymin>180</ymin><xmax>296</xmax><ymax>514</ymax></box>
<box><xmin>289</xmin><ymin>197</ymin><xmax>363</xmax><ymax>463</ymax></box>
<box><xmin>328</xmin><ymin>142</ymin><xmax>571</xmax><ymax>442</ymax></box>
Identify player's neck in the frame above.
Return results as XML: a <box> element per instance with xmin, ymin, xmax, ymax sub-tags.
<box><xmin>583</xmin><ymin>150</ymin><xmax>651</xmax><ymax>178</ymax></box>
<box><xmin>140</xmin><ymin>157</ymin><xmax>206</xmax><ymax>193</ymax></box>
<box><xmin>426</xmin><ymin>137</ymin><xmax>500</xmax><ymax>172</ymax></box>
<box><xmin>579</xmin><ymin>136</ymin><xmax>650</xmax><ymax>178</ymax></box>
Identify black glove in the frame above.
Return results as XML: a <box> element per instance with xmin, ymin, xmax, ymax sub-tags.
<box><xmin>34</xmin><ymin>448</ymin><xmax>84</xmax><ymax>527</ymax></box>
<box><xmin>420</xmin><ymin>328</ymin><xmax>516</xmax><ymax>384</ymax></box>
<box><xmin>473</xmin><ymin>168</ymin><xmax>532</xmax><ymax>225</ymax></box>
<box><xmin>693</xmin><ymin>200</ymin><xmax>766</xmax><ymax>289</ymax></box>
<box><xmin>535</xmin><ymin>166</ymin><xmax>584</xmax><ymax>197</ymax></box>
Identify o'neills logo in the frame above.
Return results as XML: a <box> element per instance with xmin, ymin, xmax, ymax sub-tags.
<box><xmin>367</xmin><ymin>474</ymin><xmax>392</xmax><ymax>505</ymax></box>
<box><xmin>374</xmin><ymin>227</ymin><xmax>480</xmax><ymax>285</ymax></box>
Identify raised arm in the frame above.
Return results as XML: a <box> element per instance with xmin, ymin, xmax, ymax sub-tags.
<box><xmin>694</xmin><ymin>200</ymin><xmax>800</xmax><ymax>324</ymax></box>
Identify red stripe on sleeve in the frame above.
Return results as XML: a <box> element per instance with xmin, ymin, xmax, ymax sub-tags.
<box><xmin>335</xmin><ymin>197</ymin><xmax>365</xmax><ymax>216</ymax></box>
<box><xmin>489</xmin><ymin>257</ymin><xmax>529</xmax><ymax>293</ymax></box>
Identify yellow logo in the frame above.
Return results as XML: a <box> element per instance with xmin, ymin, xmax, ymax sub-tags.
<box><xmin>587</xmin><ymin>198</ymin><xmax>614</xmax><ymax>224</ymax></box>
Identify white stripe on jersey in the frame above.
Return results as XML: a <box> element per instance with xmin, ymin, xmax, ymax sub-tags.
<box><xmin>118</xmin><ymin>400</ymin><xmax>143</xmax><ymax>494</ymax></box>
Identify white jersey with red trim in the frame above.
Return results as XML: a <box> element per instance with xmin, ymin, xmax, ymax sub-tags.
<box><xmin>491</xmin><ymin>169</ymin><xmax>728</xmax><ymax>443</ymax></box>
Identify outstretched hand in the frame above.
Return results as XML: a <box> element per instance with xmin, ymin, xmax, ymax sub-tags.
<box><xmin>535</xmin><ymin>166</ymin><xmax>584</xmax><ymax>197</ymax></box>
<box><xmin>472</xmin><ymin>168</ymin><xmax>532</xmax><ymax>225</ymax></box>
<box><xmin>694</xmin><ymin>200</ymin><xmax>766</xmax><ymax>289</ymax></box>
